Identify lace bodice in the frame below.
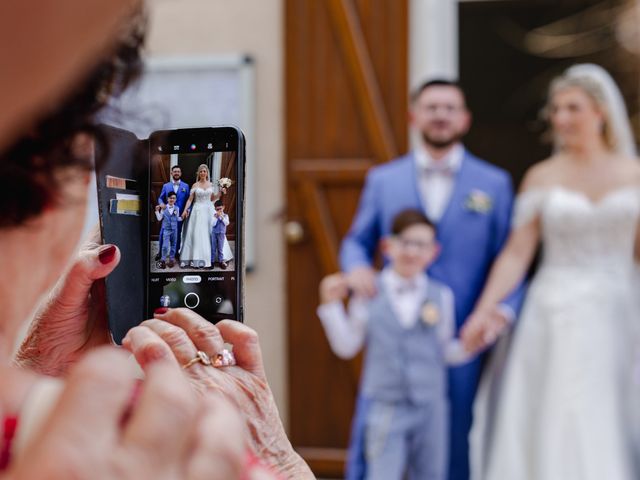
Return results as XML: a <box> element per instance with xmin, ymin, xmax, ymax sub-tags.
<box><xmin>513</xmin><ymin>186</ymin><xmax>640</xmax><ymax>273</ymax></box>
<box><xmin>193</xmin><ymin>186</ymin><xmax>214</xmax><ymax>203</ymax></box>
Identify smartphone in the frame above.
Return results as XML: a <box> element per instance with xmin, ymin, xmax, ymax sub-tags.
<box><xmin>96</xmin><ymin>125</ymin><xmax>245</xmax><ymax>344</ymax></box>
<box><xmin>147</xmin><ymin>127</ymin><xmax>245</xmax><ymax>323</ymax></box>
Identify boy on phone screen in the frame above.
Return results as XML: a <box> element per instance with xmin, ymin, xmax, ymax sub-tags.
<box><xmin>154</xmin><ymin>191</ymin><xmax>181</xmax><ymax>268</ymax></box>
<box><xmin>211</xmin><ymin>200</ymin><xmax>230</xmax><ymax>269</ymax></box>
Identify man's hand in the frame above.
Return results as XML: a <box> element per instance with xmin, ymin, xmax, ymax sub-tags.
<box><xmin>14</xmin><ymin>226</ymin><xmax>120</xmax><ymax>376</ymax></box>
<box><xmin>460</xmin><ymin>306</ymin><xmax>510</xmax><ymax>355</ymax></box>
<box><xmin>345</xmin><ymin>265</ymin><xmax>377</xmax><ymax>298</ymax></box>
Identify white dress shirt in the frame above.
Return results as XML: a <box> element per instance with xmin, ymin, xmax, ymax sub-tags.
<box><xmin>172</xmin><ymin>179</ymin><xmax>181</xmax><ymax>193</ymax></box>
<box><xmin>414</xmin><ymin>143</ymin><xmax>464</xmax><ymax>222</ymax></box>
<box><xmin>317</xmin><ymin>268</ymin><xmax>471</xmax><ymax>365</ymax></box>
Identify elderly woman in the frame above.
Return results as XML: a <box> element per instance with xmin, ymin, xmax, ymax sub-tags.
<box><xmin>1</xmin><ymin>3</ymin><xmax>313</xmax><ymax>479</ymax></box>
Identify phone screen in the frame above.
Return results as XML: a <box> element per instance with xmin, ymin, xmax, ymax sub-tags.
<box><xmin>147</xmin><ymin>128</ymin><xmax>243</xmax><ymax>322</ymax></box>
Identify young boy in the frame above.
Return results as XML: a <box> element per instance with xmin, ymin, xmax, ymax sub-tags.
<box><xmin>154</xmin><ymin>191</ymin><xmax>181</xmax><ymax>268</ymax></box>
<box><xmin>211</xmin><ymin>199</ymin><xmax>230</xmax><ymax>269</ymax></box>
<box><xmin>317</xmin><ymin>209</ymin><xmax>471</xmax><ymax>480</ymax></box>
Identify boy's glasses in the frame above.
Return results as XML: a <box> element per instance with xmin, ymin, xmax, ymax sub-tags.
<box><xmin>393</xmin><ymin>236</ymin><xmax>434</xmax><ymax>251</ymax></box>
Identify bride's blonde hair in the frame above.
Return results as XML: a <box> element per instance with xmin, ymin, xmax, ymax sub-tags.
<box><xmin>196</xmin><ymin>164</ymin><xmax>210</xmax><ymax>182</ymax></box>
<box><xmin>545</xmin><ymin>75</ymin><xmax>615</xmax><ymax>151</ymax></box>
<box><xmin>543</xmin><ymin>64</ymin><xmax>636</xmax><ymax>157</ymax></box>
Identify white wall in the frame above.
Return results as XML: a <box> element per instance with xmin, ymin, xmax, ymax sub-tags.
<box><xmin>409</xmin><ymin>0</ymin><xmax>458</xmax><ymax>90</ymax></box>
<box><xmin>147</xmin><ymin>0</ymin><xmax>288</xmax><ymax>420</ymax></box>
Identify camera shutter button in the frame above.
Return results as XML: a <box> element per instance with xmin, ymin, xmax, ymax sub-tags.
<box><xmin>184</xmin><ymin>292</ymin><xmax>200</xmax><ymax>309</ymax></box>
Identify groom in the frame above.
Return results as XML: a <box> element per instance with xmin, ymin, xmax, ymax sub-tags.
<box><xmin>340</xmin><ymin>80</ymin><xmax>524</xmax><ymax>480</ymax></box>
<box><xmin>155</xmin><ymin>165</ymin><xmax>190</xmax><ymax>261</ymax></box>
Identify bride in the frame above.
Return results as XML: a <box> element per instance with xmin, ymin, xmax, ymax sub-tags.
<box><xmin>463</xmin><ymin>64</ymin><xmax>640</xmax><ymax>479</ymax></box>
<box><xmin>179</xmin><ymin>164</ymin><xmax>233</xmax><ymax>268</ymax></box>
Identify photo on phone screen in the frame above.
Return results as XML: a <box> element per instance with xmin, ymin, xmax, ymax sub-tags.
<box><xmin>147</xmin><ymin>128</ymin><xmax>243</xmax><ymax>323</ymax></box>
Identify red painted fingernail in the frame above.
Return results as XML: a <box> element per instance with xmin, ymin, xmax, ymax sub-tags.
<box><xmin>154</xmin><ymin>307</ymin><xmax>168</xmax><ymax>315</ymax></box>
<box><xmin>98</xmin><ymin>245</ymin><xmax>116</xmax><ymax>264</ymax></box>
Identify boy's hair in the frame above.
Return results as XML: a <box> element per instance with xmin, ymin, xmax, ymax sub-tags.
<box><xmin>167</xmin><ymin>191</ymin><xmax>177</xmax><ymax>198</ymax></box>
<box><xmin>391</xmin><ymin>209</ymin><xmax>435</xmax><ymax>236</ymax></box>
<box><xmin>214</xmin><ymin>200</ymin><xmax>224</xmax><ymax>208</ymax></box>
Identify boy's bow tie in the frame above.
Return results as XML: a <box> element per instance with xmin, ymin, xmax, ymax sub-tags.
<box><xmin>396</xmin><ymin>279</ymin><xmax>419</xmax><ymax>294</ymax></box>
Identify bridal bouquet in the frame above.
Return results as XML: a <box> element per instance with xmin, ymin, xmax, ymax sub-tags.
<box><xmin>218</xmin><ymin>177</ymin><xmax>233</xmax><ymax>189</ymax></box>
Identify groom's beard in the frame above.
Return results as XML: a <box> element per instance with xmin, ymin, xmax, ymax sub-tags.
<box><xmin>421</xmin><ymin>130</ymin><xmax>464</xmax><ymax>149</ymax></box>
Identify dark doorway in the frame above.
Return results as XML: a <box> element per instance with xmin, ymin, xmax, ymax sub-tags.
<box><xmin>459</xmin><ymin>0</ymin><xmax>639</xmax><ymax>188</ymax></box>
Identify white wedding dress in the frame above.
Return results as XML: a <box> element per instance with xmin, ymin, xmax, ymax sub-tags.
<box><xmin>470</xmin><ymin>186</ymin><xmax>640</xmax><ymax>480</ymax></box>
<box><xmin>180</xmin><ymin>187</ymin><xmax>234</xmax><ymax>267</ymax></box>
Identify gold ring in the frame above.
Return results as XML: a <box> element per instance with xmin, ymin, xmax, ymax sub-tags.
<box><xmin>183</xmin><ymin>350</ymin><xmax>212</xmax><ymax>369</ymax></box>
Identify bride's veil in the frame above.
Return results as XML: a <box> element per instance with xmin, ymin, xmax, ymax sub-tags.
<box><xmin>565</xmin><ymin>63</ymin><xmax>637</xmax><ymax>157</ymax></box>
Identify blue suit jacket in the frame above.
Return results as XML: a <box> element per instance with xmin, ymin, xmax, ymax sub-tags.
<box><xmin>340</xmin><ymin>150</ymin><xmax>525</xmax><ymax>480</ymax></box>
<box><xmin>158</xmin><ymin>181</ymin><xmax>190</xmax><ymax>213</ymax></box>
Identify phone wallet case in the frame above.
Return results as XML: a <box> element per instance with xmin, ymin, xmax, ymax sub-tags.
<box><xmin>95</xmin><ymin>125</ymin><xmax>148</xmax><ymax>344</ymax></box>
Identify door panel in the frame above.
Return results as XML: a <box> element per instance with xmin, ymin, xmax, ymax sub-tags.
<box><xmin>285</xmin><ymin>1</ymin><xmax>408</xmax><ymax>477</ymax></box>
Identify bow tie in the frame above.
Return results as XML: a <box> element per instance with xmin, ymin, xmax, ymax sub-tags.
<box><xmin>395</xmin><ymin>280</ymin><xmax>419</xmax><ymax>294</ymax></box>
<box><xmin>423</xmin><ymin>162</ymin><xmax>454</xmax><ymax>176</ymax></box>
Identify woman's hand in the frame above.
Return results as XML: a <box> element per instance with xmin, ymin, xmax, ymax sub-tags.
<box><xmin>8</xmin><ymin>347</ymin><xmax>247</xmax><ymax>480</ymax></box>
<box><xmin>460</xmin><ymin>306</ymin><xmax>509</xmax><ymax>355</ymax></box>
<box><xmin>14</xmin><ymin>227</ymin><xmax>118</xmax><ymax>376</ymax></box>
<box><xmin>122</xmin><ymin>309</ymin><xmax>314</xmax><ymax>479</ymax></box>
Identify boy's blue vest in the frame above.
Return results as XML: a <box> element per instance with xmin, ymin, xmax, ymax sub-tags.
<box><xmin>360</xmin><ymin>277</ymin><xmax>448</xmax><ymax>405</ymax></box>
<box><xmin>161</xmin><ymin>206</ymin><xmax>180</xmax><ymax>230</ymax></box>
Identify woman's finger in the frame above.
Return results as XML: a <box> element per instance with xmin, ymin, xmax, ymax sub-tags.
<box><xmin>138</xmin><ymin>318</ymin><xmax>199</xmax><ymax>365</ymax></box>
<box><xmin>122</xmin><ymin>325</ymin><xmax>178</xmax><ymax>369</ymax></box>
<box><xmin>154</xmin><ymin>308</ymin><xmax>226</xmax><ymax>357</ymax></box>
<box><xmin>186</xmin><ymin>396</ymin><xmax>246</xmax><ymax>480</ymax></box>
<box><xmin>122</xmin><ymin>358</ymin><xmax>197</xmax><ymax>467</ymax></box>
<box><xmin>52</xmin><ymin>240</ymin><xmax>121</xmax><ymax>315</ymax></box>
<box><xmin>36</xmin><ymin>347</ymin><xmax>136</xmax><ymax>453</ymax></box>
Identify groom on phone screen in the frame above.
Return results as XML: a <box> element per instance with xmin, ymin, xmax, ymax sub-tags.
<box><xmin>156</xmin><ymin>165</ymin><xmax>190</xmax><ymax>261</ymax></box>
<box><xmin>340</xmin><ymin>80</ymin><xmax>524</xmax><ymax>480</ymax></box>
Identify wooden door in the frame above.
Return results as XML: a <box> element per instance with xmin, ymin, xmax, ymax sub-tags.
<box><xmin>285</xmin><ymin>1</ymin><xmax>408</xmax><ymax>477</ymax></box>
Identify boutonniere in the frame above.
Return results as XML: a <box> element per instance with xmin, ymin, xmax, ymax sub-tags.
<box><xmin>465</xmin><ymin>190</ymin><xmax>493</xmax><ymax>213</ymax></box>
<box><xmin>421</xmin><ymin>301</ymin><xmax>440</xmax><ymax>327</ymax></box>
<box><xmin>181</xmin><ymin>187</ymin><xmax>186</xmax><ymax>192</ymax></box>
